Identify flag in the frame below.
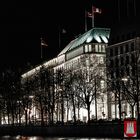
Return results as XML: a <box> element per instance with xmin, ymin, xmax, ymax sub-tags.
<box><xmin>87</xmin><ymin>6</ymin><xmax>102</xmax><ymax>18</ymax></box>
<box><xmin>92</xmin><ymin>6</ymin><xmax>102</xmax><ymax>14</ymax></box>
<box><xmin>41</xmin><ymin>38</ymin><xmax>48</xmax><ymax>47</ymax></box>
<box><xmin>87</xmin><ymin>12</ymin><xmax>93</xmax><ymax>18</ymax></box>
<box><xmin>62</xmin><ymin>29</ymin><xmax>66</xmax><ymax>34</ymax></box>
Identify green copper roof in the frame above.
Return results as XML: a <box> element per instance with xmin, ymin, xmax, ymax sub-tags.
<box><xmin>58</xmin><ymin>27</ymin><xmax>110</xmax><ymax>56</ymax></box>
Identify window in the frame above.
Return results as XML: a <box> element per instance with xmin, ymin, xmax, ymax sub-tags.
<box><xmin>101</xmin><ymin>45</ymin><xmax>105</xmax><ymax>52</ymax></box>
<box><xmin>99</xmin><ymin>45</ymin><xmax>102</xmax><ymax>52</ymax></box>
<box><xmin>131</xmin><ymin>54</ymin><xmax>135</xmax><ymax>63</ymax></box>
<box><xmin>115</xmin><ymin>57</ymin><xmax>119</xmax><ymax>67</ymax></box>
<box><xmin>126</xmin><ymin>55</ymin><xmax>129</xmax><ymax>65</ymax></box>
<box><xmin>120</xmin><ymin>46</ymin><xmax>123</xmax><ymax>54</ymax></box>
<box><xmin>125</xmin><ymin>44</ymin><xmax>129</xmax><ymax>53</ymax></box>
<box><xmin>116</xmin><ymin>69</ymin><xmax>120</xmax><ymax>77</ymax></box>
<box><xmin>89</xmin><ymin>45</ymin><xmax>92</xmax><ymax>52</ymax></box>
<box><xmin>126</xmin><ymin>67</ymin><xmax>130</xmax><ymax>75</ymax></box>
<box><xmin>115</xmin><ymin>47</ymin><xmax>118</xmax><ymax>55</ymax></box>
<box><xmin>85</xmin><ymin>45</ymin><xmax>88</xmax><ymax>52</ymax></box>
<box><xmin>110</xmin><ymin>59</ymin><xmax>114</xmax><ymax>67</ymax></box>
<box><xmin>95</xmin><ymin>44</ymin><xmax>98</xmax><ymax>52</ymax></box>
<box><xmin>99</xmin><ymin>57</ymin><xmax>104</xmax><ymax>64</ymax></box>
<box><xmin>130</xmin><ymin>42</ymin><xmax>134</xmax><ymax>52</ymax></box>
<box><xmin>110</xmin><ymin>48</ymin><xmax>113</xmax><ymax>56</ymax></box>
<box><xmin>100</xmin><ymin>70</ymin><xmax>104</xmax><ymax>76</ymax></box>
<box><xmin>120</xmin><ymin>57</ymin><xmax>124</xmax><ymax>65</ymax></box>
<box><xmin>100</xmin><ymin>80</ymin><xmax>105</xmax><ymax>89</ymax></box>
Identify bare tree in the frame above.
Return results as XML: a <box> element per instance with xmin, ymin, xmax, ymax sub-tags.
<box><xmin>72</xmin><ymin>54</ymin><xmax>105</xmax><ymax>122</ymax></box>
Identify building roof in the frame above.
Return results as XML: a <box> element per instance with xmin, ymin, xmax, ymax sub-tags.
<box><xmin>58</xmin><ymin>27</ymin><xmax>110</xmax><ymax>56</ymax></box>
<box><xmin>22</xmin><ymin>27</ymin><xmax>110</xmax><ymax>79</ymax></box>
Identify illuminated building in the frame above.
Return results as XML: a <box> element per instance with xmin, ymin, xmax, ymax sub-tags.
<box><xmin>107</xmin><ymin>23</ymin><xmax>140</xmax><ymax>119</ymax></box>
<box><xmin>21</xmin><ymin>28</ymin><xmax>110</xmax><ymax>123</ymax></box>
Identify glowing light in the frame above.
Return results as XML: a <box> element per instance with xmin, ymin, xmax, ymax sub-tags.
<box><xmin>29</xmin><ymin>95</ymin><xmax>34</xmax><ymax>99</ymax></box>
<box><xmin>101</xmin><ymin>35</ymin><xmax>108</xmax><ymax>43</ymax></box>
<box><xmin>94</xmin><ymin>35</ymin><xmax>101</xmax><ymax>43</ymax></box>
<box><xmin>16</xmin><ymin>135</ymin><xmax>21</xmax><ymax>139</ymax></box>
<box><xmin>86</xmin><ymin>36</ymin><xmax>93</xmax><ymax>43</ymax></box>
<box><xmin>122</xmin><ymin>77</ymin><xmax>128</xmax><ymax>82</ymax></box>
<box><xmin>29</xmin><ymin>137</ymin><xmax>37</xmax><ymax>140</ymax></box>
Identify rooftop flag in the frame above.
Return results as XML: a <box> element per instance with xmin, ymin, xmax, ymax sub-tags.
<box><xmin>87</xmin><ymin>12</ymin><xmax>93</xmax><ymax>18</ymax></box>
<box><xmin>87</xmin><ymin>6</ymin><xmax>102</xmax><ymax>28</ymax></box>
<box><xmin>62</xmin><ymin>28</ymin><xmax>66</xmax><ymax>34</ymax></box>
<box><xmin>41</xmin><ymin>38</ymin><xmax>48</xmax><ymax>47</ymax></box>
<box><xmin>92</xmin><ymin>6</ymin><xmax>102</xmax><ymax>14</ymax></box>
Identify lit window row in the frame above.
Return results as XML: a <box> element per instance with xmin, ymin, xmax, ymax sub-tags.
<box><xmin>85</xmin><ymin>44</ymin><xmax>106</xmax><ymax>53</ymax></box>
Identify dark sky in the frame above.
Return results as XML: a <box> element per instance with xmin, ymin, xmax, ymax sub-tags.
<box><xmin>1</xmin><ymin>0</ymin><xmax>138</xmax><ymax>73</ymax></box>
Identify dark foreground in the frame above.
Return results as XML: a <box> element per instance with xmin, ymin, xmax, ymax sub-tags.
<box><xmin>0</xmin><ymin>123</ymin><xmax>139</xmax><ymax>139</ymax></box>
<box><xmin>0</xmin><ymin>136</ymin><xmax>138</xmax><ymax>140</ymax></box>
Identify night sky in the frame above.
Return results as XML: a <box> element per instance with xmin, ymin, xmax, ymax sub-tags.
<box><xmin>0</xmin><ymin>0</ymin><xmax>138</xmax><ymax>73</ymax></box>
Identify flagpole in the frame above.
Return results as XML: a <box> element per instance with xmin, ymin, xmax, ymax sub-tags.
<box><xmin>85</xmin><ymin>10</ymin><xmax>87</xmax><ymax>32</ymax></box>
<box><xmin>92</xmin><ymin>6</ymin><xmax>94</xmax><ymax>28</ymax></box>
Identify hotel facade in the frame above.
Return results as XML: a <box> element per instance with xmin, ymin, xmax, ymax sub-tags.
<box><xmin>21</xmin><ymin>28</ymin><xmax>110</xmax><ymax>123</ymax></box>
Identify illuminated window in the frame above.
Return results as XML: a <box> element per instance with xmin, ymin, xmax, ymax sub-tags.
<box><xmin>95</xmin><ymin>44</ymin><xmax>98</xmax><ymax>52</ymax></box>
<box><xmin>100</xmin><ymin>57</ymin><xmax>104</xmax><ymax>64</ymax></box>
<box><xmin>102</xmin><ymin>45</ymin><xmax>105</xmax><ymax>52</ymax></box>
<box><xmin>99</xmin><ymin>45</ymin><xmax>102</xmax><ymax>52</ymax></box>
<box><xmin>100</xmin><ymin>70</ymin><xmax>104</xmax><ymax>76</ymax></box>
<box><xmin>100</xmin><ymin>80</ymin><xmax>105</xmax><ymax>89</ymax></box>
<box><xmin>85</xmin><ymin>45</ymin><xmax>88</xmax><ymax>52</ymax></box>
<box><xmin>89</xmin><ymin>45</ymin><xmax>92</xmax><ymax>52</ymax></box>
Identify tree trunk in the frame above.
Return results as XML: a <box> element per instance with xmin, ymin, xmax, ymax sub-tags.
<box><xmin>56</xmin><ymin>102</ymin><xmax>59</xmax><ymax>122</ymax></box>
<box><xmin>40</xmin><ymin>98</ymin><xmax>44</xmax><ymax>126</ymax></box>
<box><xmin>66</xmin><ymin>99</ymin><xmax>69</xmax><ymax>122</ymax></box>
<box><xmin>71</xmin><ymin>94</ymin><xmax>76</xmax><ymax>123</ymax></box>
<box><xmin>87</xmin><ymin>103</ymin><xmax>90</xmax><ymax>123</ymax></box>
<box><xmin>40</xmin><ymin>106</ymin><xmax>44</xmax><ymax>126</ymax></box>
<box><xmin>136</xmin><ymin>97</ymin><xmax>140</xmax><ymax>120</ymax></box>
<box><xmin>51</xmin><ymin>108</ymin><xmax>54</xmax><ymax>125</ymax></box>
<box><xmin>115</xmin><ymin>94</ymin><xmax>117</xmax><ymax>118</ymax></box>
<box><xmin>118</xmin><ymin>90</ymin><xmax>122</xmax><ymax>122</ymax></box>
<box><xmin>95</xmin><ymin>91</ymin><xmax>97</xmax><ymax>120</ymax></box>
<box><xmin>25</xmin><ymin>110</ymin><xmax>28</xmax><ymax>126</ymax></box>
<box><xmin>78</xmin><ymin>102</ymin><xmax>80</xmax><ymax>120</ymax></box>
<box><xmin>95</xmin><ymin>79</ymin><xmax>97</xmax><ymax>120</ymax></box>
<box><xmin>61</xmin><ymin>94</ymin><xmax>64</xmax><ymax>124</ymax></box>
<box><xmin>131</xmin><ymin>105</ymin><xmax>134</xmax><ymax>118</ymax></box>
